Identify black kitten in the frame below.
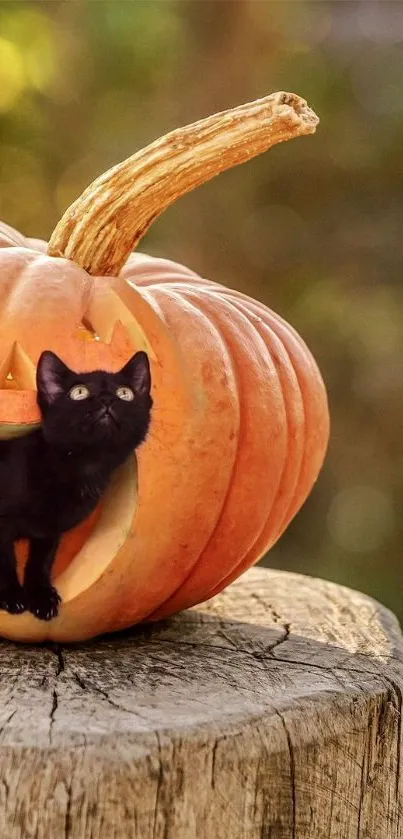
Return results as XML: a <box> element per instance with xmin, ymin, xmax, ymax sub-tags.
<box><xmin>0</xmin><ymin>350</ymin><xmax>152</xmax><ymax>621</ymax></box>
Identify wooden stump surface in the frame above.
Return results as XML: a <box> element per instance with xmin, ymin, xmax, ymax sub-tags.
<box><xmin>0</xmin><ymin>566</ymin><xmax>402</xmax><ymax>839</ymax></box>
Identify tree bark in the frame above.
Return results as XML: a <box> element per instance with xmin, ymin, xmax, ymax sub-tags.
<box><xmin>0</xmin><ymin>566</ymin><xmax>401</xmax><ymax>838</ymax></box>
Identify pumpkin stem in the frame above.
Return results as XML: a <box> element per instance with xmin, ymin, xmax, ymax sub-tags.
<box><xmin>48</xmin><ymin>91</ymin><xmax>319</xmax><ymax>276</ymax></box>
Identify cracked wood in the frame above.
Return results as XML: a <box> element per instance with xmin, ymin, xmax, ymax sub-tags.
<box><xmin>0</xmin><ymin>567</ymin><xmax>401</xmax><ymax>838</ymax></box>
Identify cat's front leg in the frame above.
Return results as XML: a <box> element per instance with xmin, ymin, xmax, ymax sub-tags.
<box><xmin>0</xmin><ymin>538</ymin><xmax>26</xmax><ymax>614</ymax></box>
<box><xmin>24</xmin><ymin>536</ymin><xmax>61</xmax><ymax>621</ymax></box>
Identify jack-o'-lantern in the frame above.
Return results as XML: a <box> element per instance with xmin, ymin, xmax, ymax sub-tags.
<box><xmin>0</xmin><ymin>92</ymin><xmax>329</xmax><ymax>641</ymax></box>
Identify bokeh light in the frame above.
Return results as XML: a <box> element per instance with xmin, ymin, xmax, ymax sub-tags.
<box><xmin>0</xmin><ymin>38</ymin><xmax>25</xmax><ymax>112</ymax></box>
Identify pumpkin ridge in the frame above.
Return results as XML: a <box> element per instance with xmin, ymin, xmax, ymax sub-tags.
<box><xmin>216</xmin><ymin>294</ymin><xmax>308</xmax><ymax>542</ymax></box>
<box><xmin>148</xmin><ymin>286</ymin><xmax>288</xmax><ymax>620</ymax></box>
<box><xmin>152</xmin><ymin>289</ymin><xmax>306</xmax><ymax>613</ymax></box>
<box><xmin>123</xmin><ymin>253</ymin><xmax>200</xmax><ymax>284</ymax></box>
<box><xmin>134</xmin><ymin>276</ymin><xmax>308</xmax><ymax>563</ymax></box>
<box><xmin>225</xmin><ymin>296</ymin><xmax>306</xmax><ymax>546</ymax></box>
<box><xmin>121</xmin><ymin>269</ymin><xmax>311</xmax><ymax>618</ymax></box>
<box><xmin>142</xmin><ymin>289</ymin><xmax>244</xmax><ymax>619</ymax></box>
<box><xmin>189</xmin><ymin>284</ymin><xmax>328</xmax><ymax>530</ymax></box>
<box><xmin>149</xmin><ymin>283</ymin><xmax>325</xmax><ymax>603</ymax></box>
<box><xmin>238</xmin><ymin>296</ymin><xmax>329</xmax><ymax>526</ymax></box>
<box><xmin>150</xmin><ymin>284</ymin><xmax>242</xmax><ymax>542</ymax></box>
<box><xmin>206</xmin><ymin>302</ymin><xmax>328</xmax><ymax>600</ymax></box>
<box><xmin>0</xmin><ymin>225</ymin><xmax>28</xmax><ymax>248</ymax></box>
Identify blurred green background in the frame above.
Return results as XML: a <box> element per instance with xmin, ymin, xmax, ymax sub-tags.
<box><xmin>1</xmin><ymin>0</ymin><xmax>402</xmax><ymax>621</ymax></box>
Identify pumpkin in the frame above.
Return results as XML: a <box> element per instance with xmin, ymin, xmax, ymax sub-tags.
<box><xmin>0</xmin><ymin>92</ymin><xmax>329</xmax><ymax>642</ymax></box>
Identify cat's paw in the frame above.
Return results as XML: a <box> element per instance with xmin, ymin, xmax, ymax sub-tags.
<box><xmin>0</xmin><ymin>583</ymin><xmax>26</xmax><ymax>615</ymax></box>
<box><xmin>25</xmin><ymin>584</ymin><xmax>61</xmax><ymax>621</ymax></box>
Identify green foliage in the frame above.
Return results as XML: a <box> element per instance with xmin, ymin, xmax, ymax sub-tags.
<box><xmin>1</xmin><ymin>0</ymin><xmax>402</xmax><ymax>618</ymax></box>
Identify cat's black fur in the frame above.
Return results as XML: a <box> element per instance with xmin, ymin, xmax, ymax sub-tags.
<box><xmin>0</xmin><ymin>350</ymin><xmax>152</xmax><ymax>620</ymax></box>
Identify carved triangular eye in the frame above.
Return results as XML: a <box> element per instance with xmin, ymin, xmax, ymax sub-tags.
<box><xmin>84</xmin><ymin>287</ymin><xmax>154</xmax><ymax>358</ymax></box>
<box><xmin>0</xmin><ymin>343</ymin><xmax>36</xmax><ymax>391</ymax></box>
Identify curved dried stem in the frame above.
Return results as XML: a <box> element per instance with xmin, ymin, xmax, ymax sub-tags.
<box><xmin>48</xmin><ymin>91</ymin><xmax>319</xmax><ymax>276</ymax></box>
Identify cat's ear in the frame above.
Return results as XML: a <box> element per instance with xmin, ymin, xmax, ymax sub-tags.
<box><xmin>36</xmin><ymin>351</ymin><xmax>71</xmax><ymax>404</ymax></box>
<box><xmin>121</xmin><ymin>351</ymin><xmax>151</xmax><ymax>396</ymax></box>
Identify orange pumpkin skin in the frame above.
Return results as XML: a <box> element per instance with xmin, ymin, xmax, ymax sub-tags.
<box><xmin>0</xmin><ymin>223</ymin><xmax>329</xmax><ymax>642</ymax></box>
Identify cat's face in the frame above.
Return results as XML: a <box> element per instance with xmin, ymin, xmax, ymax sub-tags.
<box><xmin>36</xmin><ymin>350</ymin><xmax>152</xmax><ymax>451</ymax></box>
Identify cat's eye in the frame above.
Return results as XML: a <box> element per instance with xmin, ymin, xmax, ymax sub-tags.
<box><xmin>116</xmin><ymin>386</ymin><xmax>134</xmax><ymax>402</ymax></box>
<box><xmin>69</xmin><ymin>385</ymin><xmax>90</xmax><ymax>401</ymax></box>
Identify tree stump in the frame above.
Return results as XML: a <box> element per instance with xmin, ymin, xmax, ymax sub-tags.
<box><xmin>0</xmin><ymin>567</ymin><xmax>402</xmax><ymax>839</ymax></box>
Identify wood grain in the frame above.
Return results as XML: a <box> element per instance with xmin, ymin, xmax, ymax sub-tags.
<box><xmin>0</xmin><ymin>567</ymin><xmax>401</xmax><ymax>838</ymax></box>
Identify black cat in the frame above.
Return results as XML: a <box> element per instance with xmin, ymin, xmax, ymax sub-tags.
<box><xmin>0</xmin><ymin>350</ymin><xmax>152</xmax><ymax>621</ymax></box>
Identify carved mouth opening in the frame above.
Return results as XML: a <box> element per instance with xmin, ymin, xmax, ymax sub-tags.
<box><xmin>54</xmin><ymin>457</ymin><xmax>137</xmax><ymax>602</ymax></box>
<box><xmin>14</xmin><ymin>457</ymin><xmax>138</xmax><ymax>609</ymax></box>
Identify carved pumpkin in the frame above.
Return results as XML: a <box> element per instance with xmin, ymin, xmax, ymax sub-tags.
<box><xmin>0</xmin><ymin>92</ymin><xmax>329</xmax><ymax>642</ymax></box>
